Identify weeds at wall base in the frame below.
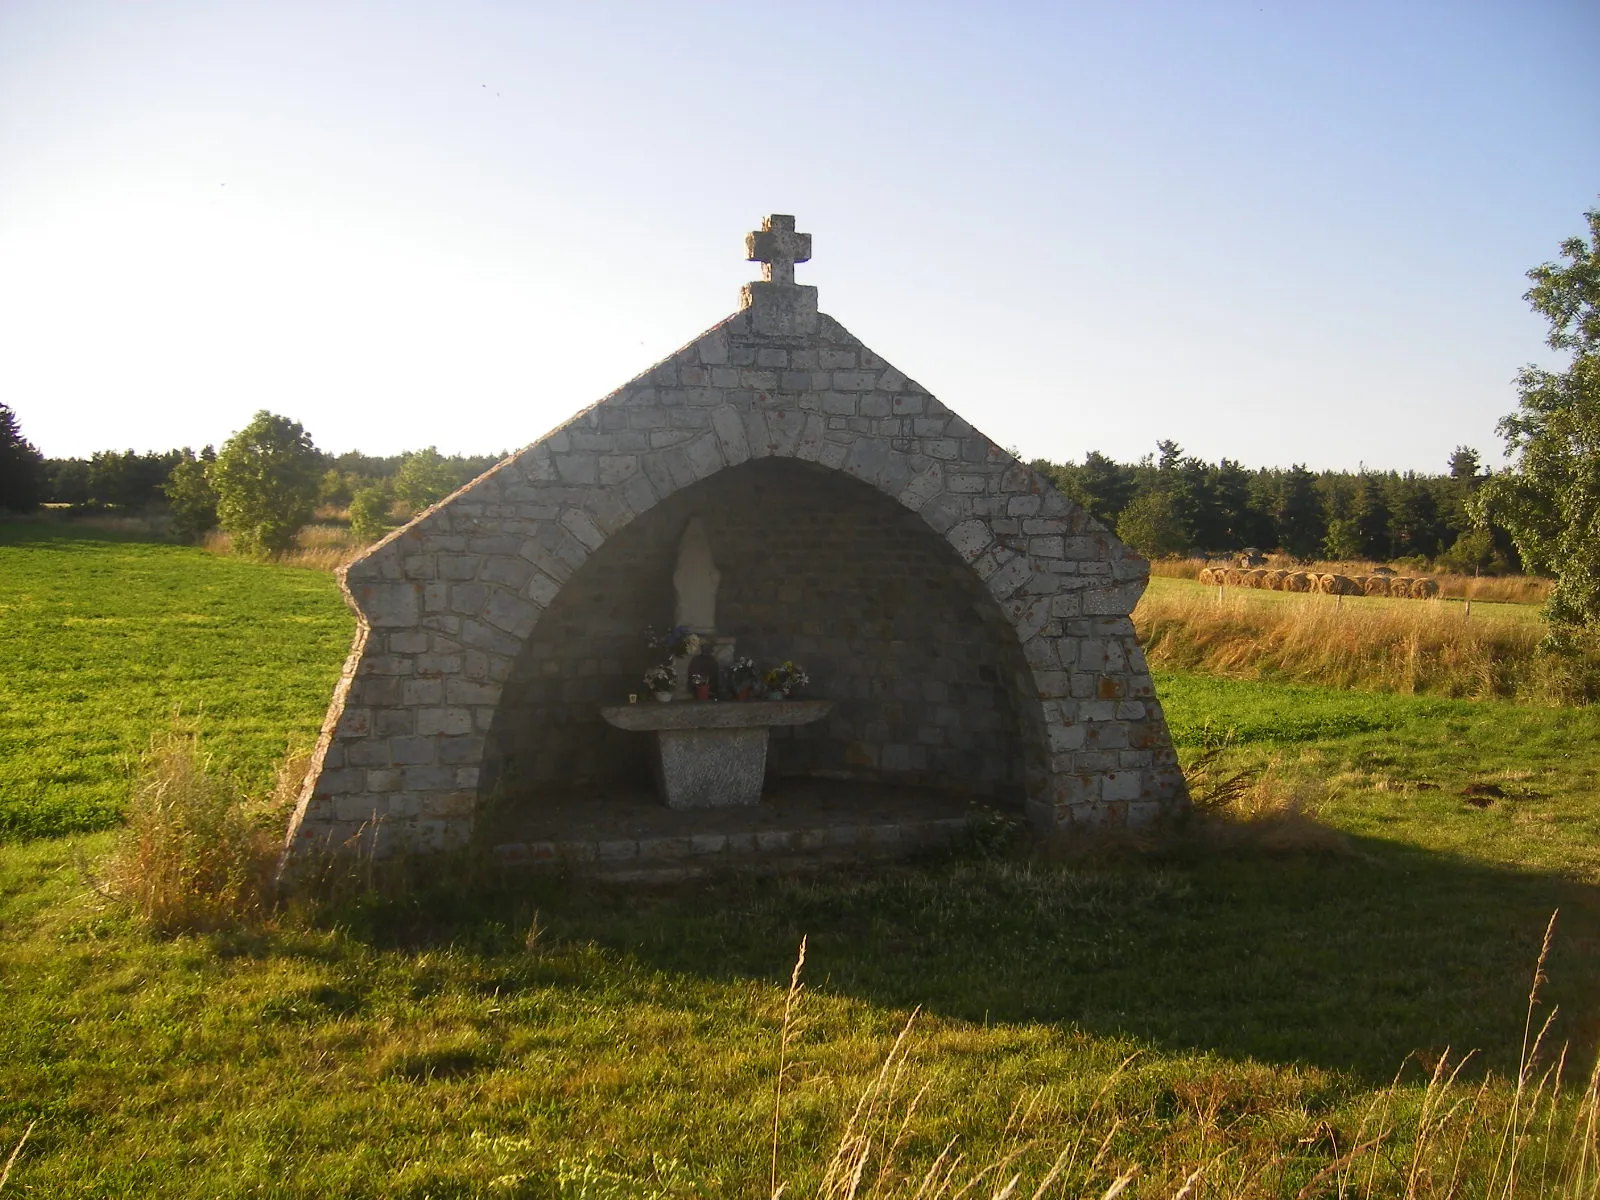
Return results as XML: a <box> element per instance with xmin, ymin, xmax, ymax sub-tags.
<box><xmin>91</xmin><ymin>730</ymin><xmax>302</xmax><ymax>935</ymax></box>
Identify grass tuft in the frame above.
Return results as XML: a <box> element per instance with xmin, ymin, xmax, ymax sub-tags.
<box><xmin>1182</xmin><ymin>747</ymin><xmax>1350</xmax><ymax>856</ymax></box>
<box><xmin>95</xmin><ymin>730</ymin><xmax>298</xmax><ymax>933</ymax></box>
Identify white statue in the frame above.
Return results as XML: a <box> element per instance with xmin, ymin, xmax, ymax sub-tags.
<box><xmin>673</xmin><ymin>517</ymin><xmax>719</xmax><ymax>635</ymax></box>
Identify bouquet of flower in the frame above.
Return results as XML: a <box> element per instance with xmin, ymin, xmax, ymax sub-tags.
<box><xmin>728</xmin><ymin>656</ymin><xmax>759</xmax><ymax>699</ymax></box>
<box><xmin>642</xmin><ymin>662</ymin><xmax>676</xmax><ymax>696</ymax></box>
<box><xmin>761</xmin><ymin>660</ymin><xmax>810</xmax><ymax>698</ymax></box>
<box><xmin>647</xmin><ymin>624</ymin><xmax>701</xmax><ymax>660</ymax></box>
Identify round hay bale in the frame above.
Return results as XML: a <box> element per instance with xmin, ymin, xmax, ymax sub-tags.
<box><xmin>1224</xmin><ymin>568</ymin><xmax>1245</xmax><ymax>587</ymax></box>
<box><xmin>1363</xmin><ymin>576</ymin><xmax>1390</xmax><ymax>597</ymax></box>
<box><xmin>1390</xmin><ymin>577</ymin><xmax>1415</xmax><ymax>597</ymax></box>
<box><xmin>1197</xmin><ymin>566</ymin><xmax>1216</xmax><ymax>586</ymax></box>
<box><xmin>1284</xmin><ymin>571</ymin><xmax>1311</xmax><ymax>593</ymax></box>
<box><xmin>1312</xmin><ymin>573</ymin><xmax>1335</xmax><ymax>593</ymax></box>
<box><xmin>1326</xmin><ymin>573</ymin><xmax>1361</xmax><ymax>596</ymax></box>
<box><xmin>1245</xmin><ymin>569</ymin><xmax>1268</xmax><ymax>588</ymax></box>
<box><xmin>1264</xmin><ymin>569</ymin><xmax>1289</xmax><ymax>590</ymax></box>
<box><xmin>1410</xmin><ymin>577</ymin><xmax>1440</xmax><ymax>599</ymax></box>
<box><xmin>1371</xmin><ymin>566</ymin><xmax>1395</xmax><ymax>577</ymax></box>
<box><xmin>1349</xmin><ymin>575</ymin><xmax>1369</xmax><ymax>591</ymax></box>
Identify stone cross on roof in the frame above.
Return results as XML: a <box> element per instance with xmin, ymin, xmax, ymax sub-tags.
<box><xmin>740</xmin><ymin>213</ymin><xmax>819</xmax><ymax>337</ymax></box>
<box><xmin>746</xmin><ymin>214</ymin><xmax>811</xmax><ymax>287</ymax></box>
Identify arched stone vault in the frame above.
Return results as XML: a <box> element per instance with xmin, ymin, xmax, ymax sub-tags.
<box><xmin>283</xmin><ymin>217</ymin><xmax>1186</xmax><ymax>860</ymax></box>
<box><xmin>484</xmin><ymin>457</ymin><xmax>1045</xmax><ymax>804</ymax></box>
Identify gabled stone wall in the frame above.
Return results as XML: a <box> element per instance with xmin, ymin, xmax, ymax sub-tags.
<box><xmin>283</xmin><ymin>303</ymin><xmax>1187</xmax><ymax>861</ymax></box>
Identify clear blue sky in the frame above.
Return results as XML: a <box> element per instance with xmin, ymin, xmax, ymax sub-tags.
<box><xmin>1</xmin><ymin>0</ymin><xmax>1594</xmax><ymax>471</ymax></box>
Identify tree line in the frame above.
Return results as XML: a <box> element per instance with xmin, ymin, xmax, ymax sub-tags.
<box><xmin>0</xmin><ymin>406</ymin><xmax>503</xmax><ymax>554</ymax></box>
<box><xmin>1031</xmin><ymin>442</ymin><xmax>1515</xmax><ymax>575</ymax></box>
<box><xmin>3</xmin><ymin>406</ymin><xmax>1504</xmax><ymax>569</ymax></box>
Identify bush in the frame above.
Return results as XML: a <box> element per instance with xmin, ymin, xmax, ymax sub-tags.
<box><xmin>348</xmin><ymin>482</ymin><xmax>393</xmax><ymax>543</ymax></box>
<box><xmin>100</xmin><ymin>732</ymin><xmax>293</xmax><ymax>933</ymax></box>
<box><xmin>1116</xmin><ymin>490</ymin><xmax>1189</xmax><ymax>558</ymax></box>
<box><xmin>1322</xmin><ymin>517</ymin><xmax>1362</xmax><ymax>561</ymax></box>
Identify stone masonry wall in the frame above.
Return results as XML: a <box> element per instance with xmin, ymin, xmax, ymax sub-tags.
<box><xmin>487</xmin><ymin>458</ymin><xmax>1032</xmax><ymax>802</ymax></box>
<box><xmin>283</xmin><ymin>304</ymin><xmax>1188</xmax><ymax>861</ymax></box>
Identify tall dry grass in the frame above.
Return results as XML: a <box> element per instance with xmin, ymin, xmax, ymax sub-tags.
<box><xmin>13</xmin><ymin>510</ymin><xmax>176</xmax><ymax>539</ymax></box>
<box><xmin>96</xmin><ymin>731</ymin><xmax>302</xmax><ymax>933</ymax></box>
<box><xmin>14</xmin><ymin>508</ymin><xmax>373</xmax><ymax>571</ymax></box>
<box><xmin>772</xmin><ymin>939</ymin><xmax>1134</xmax><ymax>1200</ymax></box>
<box><xmin>200</xmin><ymin>521</ymin><xmax>368</xmax><ymax>571</ymax></box>
<box><xmin>1133</xmin><ymin>583</ymin><xmax>1599</xmax><ymax>702</ymax></box>
<box><xmin>774</xmin><ymin>917</ymin><xmax>1600</xmax><ymax>1198</ymax></box>
<box><xmin>1151</xmin><ymin>557</ymin><xmax>1551</xmax><ymax>606</ymax></box>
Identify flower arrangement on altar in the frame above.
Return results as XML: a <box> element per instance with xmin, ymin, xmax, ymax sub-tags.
<box><xmin>728</xmin><ymin>656</ymin><xmax>760</xmax><ymax>700</ymax></box>
<box><xmin>761</xmin><ymin>660</ymin><xmax>810</xmax><ymax>699</ymax></box>
<box><xmin>640</xmin><ymin>623</ymin><xmax>812</xmax><ymax>703</ymax></box>
<box><xmin>648</xmin><ymin>624</ymin><xmax>701</xmax><ymax>660</ymax></box>
<box><xmin>641</xmin><ymin>661</ymin><xmax>676</xmax><ymax>700</ymax></box>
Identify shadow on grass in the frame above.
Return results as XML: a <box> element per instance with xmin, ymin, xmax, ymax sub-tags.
<box><xmin>327</xmin><ymin>831</ymin><xmax>1600</xmax><ymax>1086</ymax></box>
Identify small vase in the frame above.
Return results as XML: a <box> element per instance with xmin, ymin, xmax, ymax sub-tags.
<box><xmin>654</xmin><ymin>691</ymin><xmax>673</xmax><ymax>703</ymax></box>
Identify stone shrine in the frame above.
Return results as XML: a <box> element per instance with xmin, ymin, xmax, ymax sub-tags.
<box><xmin>282</xmin><ymin>215</ymin><xmax>1189</xmax><ymax>868</ymax></box>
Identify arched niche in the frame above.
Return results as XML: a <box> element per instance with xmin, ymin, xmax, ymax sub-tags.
<box><xmin>484</xmin><ymin>457</ymin><xmax>1044</xmax><ymax>808</ymax></box>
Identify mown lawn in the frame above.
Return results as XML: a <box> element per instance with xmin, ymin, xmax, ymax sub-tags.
<box><xmin>2</xmin><ymin>525</ymin><xmax>1598</xmax><ymax>1196</ymax></box>
<box><xmin>0</xmin><ymin>523</ymin><xmax>353</xmax><ymax>837</ymax></box>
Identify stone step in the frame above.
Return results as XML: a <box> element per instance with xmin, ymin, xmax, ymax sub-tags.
<box><xmin>493</xmin><ymin>813</ymin><xmax>974</xmax><ymax>877</ymax></box>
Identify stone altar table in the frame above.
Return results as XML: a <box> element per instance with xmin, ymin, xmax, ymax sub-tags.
<box><xmin>599</xmin><ymin>700</ymin><xmax>833</xmax><ymax>809</ymax></box>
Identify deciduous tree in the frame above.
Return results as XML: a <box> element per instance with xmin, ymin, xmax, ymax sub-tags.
<box><xmin>1475</xmin><ymin>205</ymin><xmax>1600</xmax><ymax>629</ymax></box>
<box><xmin>163</xmin><ymin>448</ymin><xmax>218</xmax><ymax>542</ymax></box>
<box><xmin>1116</xmin><ymin>490</ymin><xmax>1189</xmax><ymax>558</ymax></box>
<box><xmin>392</xmin><ymin>446</ymin><xmax>461</xmax><ymax>517</ymax></box>
<box><xmin>209</xmin><ymin>412</ymin><xmax>321</xmax><ymax>556</ymax></box>
<box><xmin>347</xmin><ymin>482</ymin><xmax>393</xmax><ymax>543</ymax></box>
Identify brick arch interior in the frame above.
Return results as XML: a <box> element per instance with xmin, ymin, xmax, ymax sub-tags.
<box><xmin>484</xmin><ymin>457</ymin><xmax>1043</xmax><ymax>806</ymax></box>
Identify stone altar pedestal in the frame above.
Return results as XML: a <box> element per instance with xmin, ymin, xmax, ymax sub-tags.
<box><xmin>599</xmin><ymin>700</ymin><xmax>833</xmax><ymax>809</ymax></box>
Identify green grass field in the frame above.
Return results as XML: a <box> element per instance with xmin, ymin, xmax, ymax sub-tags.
<box><xmin>0</xmin><ymin>523</ymin><xmax>352</xmax><ymax>838</ymax></box>
<box><xmin>2</xmin><ymin>525</ymin><xmax>1599</xmax><ymax>1196</ymax></box>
